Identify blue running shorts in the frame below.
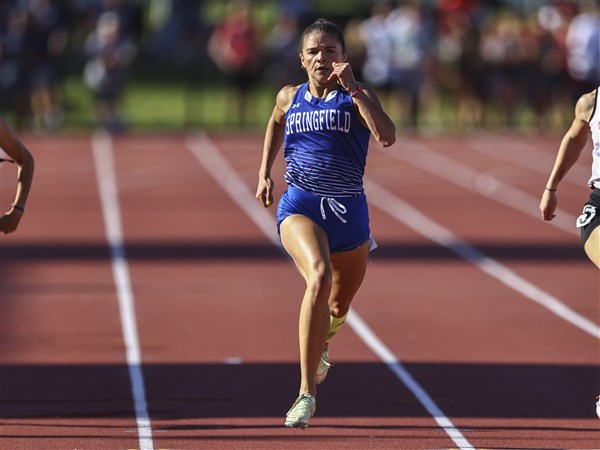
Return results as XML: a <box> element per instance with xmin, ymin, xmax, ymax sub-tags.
<box><xmin>277</xmin><ymin>185</ymin><xmax>372</xmax><ymax>253</ymax></box>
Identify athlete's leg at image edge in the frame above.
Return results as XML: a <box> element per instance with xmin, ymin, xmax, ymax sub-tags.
<box><xmin>583</xmin><ymin>227</ymin><xmax>600</xmax><ymax>269</ymax></box>
<box><xmin>578</xmin><ymin>193</ymin><xmax>600</xmax><ymax>418</ymax></box>
<box><xmin>589</xmin><ymin>227</ymin><xmax>600</xmax><ymax>419</ymax></box>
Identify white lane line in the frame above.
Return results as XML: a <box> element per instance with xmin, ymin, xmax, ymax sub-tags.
<box><xmin>365</xmin><ymin>178</ymin><xmax>600</xmax><ymax>341</ymax></box>
<box><xmin>468</xmin><ymin>131</ymin><xmax>590</xmax><ymax>183</ymax></box>
<box><xmin>185</xmin><ymin>133</ymin><xmax>279</xmax><ymax>246</ymax></box>
<box><xmin>186</xmin><ymin>132</ymin><xmax>475</xmax><ymax>450</ymax></box>
<box><xmin>347</xmin><ymin>312</ymin><xmax>474</xmax><ymax>449</ymax></box>
<box><xmin>382</xmin><ymin>139</ymin><xmax>578</xmax><ymax>235</ymax></box>
<box><xmin>91</xmin><ymin>131</ymin><xmax>154</xmax><ymax>450</ymax></box>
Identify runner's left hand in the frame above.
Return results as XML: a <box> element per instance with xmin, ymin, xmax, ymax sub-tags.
<box><xmin>328</xmin><ymin>62</ymin><xmax>356</xmax><ymax>91</ymax></box>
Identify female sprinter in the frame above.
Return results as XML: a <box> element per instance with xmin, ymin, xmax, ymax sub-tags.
<box><xmin>540</xmin><ymin>86</ymin><xmax>599</xmax><ymax>268</ymax></box>
<box><xmin>539</xmin><ymin>86</ymin><xmax>600</xmax><ymax>419</ymax></box>
<box><xmin>0</xmin><ymin>117</ymin><xmax>34</xmax><ymax>234</ymax></box>
<box><xmin>255</xmin><ymin>18</ymin><xmax>396</xmax><ymax>429</ymax></box>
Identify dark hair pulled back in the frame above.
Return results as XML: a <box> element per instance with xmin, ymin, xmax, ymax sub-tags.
<box><xmin>299</xmin><ymin>18</ymin><xmax>346</xmax><ymax>53</ymax></box>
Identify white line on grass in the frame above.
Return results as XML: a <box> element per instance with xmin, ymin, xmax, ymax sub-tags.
<box><xmin>91</xmin><ymin>131</ymin><xmax>154</xmax><ymax>450</ymax></box>
<box><xmin>382</xmin><ymin>138</ymin><xmax>578</xmax><ymax>235</ymax></box>
<box><xmin>365</xmin><ymin>178</ymin><xmax>600</xmax><ymax>340</ymax></box>
<box><xmin>186</xmin><ymin>132</ymin><xmax>475</xmax><ymax>450</ymax></box>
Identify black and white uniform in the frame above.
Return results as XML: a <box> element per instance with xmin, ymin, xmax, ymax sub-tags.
<box><xmin>577</xmin><ymin>86</ymin><xmax>600</xmax><ymax>245</ymax></box>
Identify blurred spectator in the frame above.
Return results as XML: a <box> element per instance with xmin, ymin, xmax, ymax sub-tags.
<box><xmin>479</xmin><ymin>10</ymin><xmax>525</xmax><ymax>128</ymax></box>
<box><xmin>358</xmin><ymin>1</ymin><xmax>394</xmax><ymax>112</ymax></box>
<box><xmin>207</xmin><ymin>0</ymin><xmax>263</xmax><ymax>128</ymax></box>
<box><xmin>526</xmin><ymin>5</ymin><xmax>569</xmax><ymax>130</ymax></box>
<box><xmin>342</xmin><ymin>17</ymin><xmax>366</xmax><ymax>83</ymax></box>
<box><xmin>565</xmin><ymin>1</ymin><xmax>600</xmax><ymax>102</ymax></box>
<box><xmin>387</xmin><ymin>1</ymin><xmax>435</xmax><ymax>131</ymax></box>
<box><xmin>1</xmin><ymin>6</ymin><xmax>31</xmax><ymax>129</ymax></box>
<box><xmin>0</xmin><ymin>0</ymin><xmax>67</xmax><ymax>131</ymax></box>
<box><xmin>144</xmin><ymin>0</ymin><xmax>205</xmax><ymax>68</ymax></box>
<box><xmin>87</xmin><ymin>0</ymin><xmax>143</xmax><ymax>41</ymax></box>
<box><xmin>25</xmin><ymin>0</ymin><xmax>68</xmax><ymax>132</ymax></box>
<box><xmin>456</xmin><ymin>18</ymin><xmax>488</xmax><ymax>130</ymax></box>
<box><xmin>263</xmin><ymin>12</ymin><xmax>303</xmax><ymax>87</ymax></box>
<box><xmin>434</xmin><ymin>8</ymin><xmax>484</xmax><ymax>130</ymax></box>
<box><xmin>83</xmin><ymin>11</ymin><xmax>136</xmax><ymax>133</ymax></box>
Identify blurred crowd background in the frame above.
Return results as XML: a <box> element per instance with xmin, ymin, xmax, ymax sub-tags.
<box><xmin>0</xmin><ymin>0</ymin><xmax>599</xmax><ymax>134</ymax></box>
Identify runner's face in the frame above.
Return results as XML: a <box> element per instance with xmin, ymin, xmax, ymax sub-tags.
<box><xmin>300</xmin><ymin>31</ymin><xmax>346</xmax><ymax>84</ymax></box>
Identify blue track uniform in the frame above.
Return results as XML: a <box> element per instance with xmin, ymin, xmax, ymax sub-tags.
<box><xmin>277</xmin><ymin>82</ymin><xmax>374</xmax><ymax>253</ymax></box>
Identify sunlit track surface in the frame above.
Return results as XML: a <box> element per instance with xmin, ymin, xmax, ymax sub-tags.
<box><xmin>1</xmin><ymin>132</ymin><xmax>598</xmax><ymax>450</ymax></box>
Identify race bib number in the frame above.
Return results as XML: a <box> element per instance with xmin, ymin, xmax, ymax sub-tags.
<box><xmin>576</xmin><ymin>205</ymin><xmax>597</xmax><ymax>228</ymax></box>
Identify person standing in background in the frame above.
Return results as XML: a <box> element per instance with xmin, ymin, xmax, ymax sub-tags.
<box><xmin>83</xmin><ymin>11</ymin><xmax>136</xmax><ymax>133</ymax></box>
<box><xmin>357</xmin><ymin>1</ymin><xmax>394</xmax><ymax>116</ymax></box>
<box><xmin>207</xmin><ymin>0</ymin><xmax>262</xmax><ymax>128</ymax></box>
<box><xmin>386</xmin><ymin>1</ymin><xmax>434</xmax><ymax>132</ymax></box>
<box><xmin>565</xmin><ymin>2</ymin><xmax>600</xmax><ymax>103</ymax></box>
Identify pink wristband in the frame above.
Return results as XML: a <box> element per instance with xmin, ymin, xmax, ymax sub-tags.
<box><xmin>348</xmin><ymin>82</ymin><xmax>361</xmax><ymax>97</ymax></box>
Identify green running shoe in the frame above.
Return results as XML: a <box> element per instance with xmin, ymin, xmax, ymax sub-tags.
<box><xmin>284</xmin><ymin>394</ymin><xmax>316</xmax><ymax>429</ymax></box>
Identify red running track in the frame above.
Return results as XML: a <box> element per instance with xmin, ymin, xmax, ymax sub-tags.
<box><xmin>1</xmin><ymin>131</ymin><xmax>598</xmax><ymax>450</ymax></box>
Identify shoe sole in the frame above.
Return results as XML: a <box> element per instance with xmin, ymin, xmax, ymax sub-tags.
<box><xmin>285</xmin><ymin>420</ymin><xmax>308</xmax><ymax>429</ymax></box>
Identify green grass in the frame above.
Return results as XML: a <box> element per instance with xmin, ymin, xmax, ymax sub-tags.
<box><xmin>61</xmin><ymin>75</ymin><xmax>96</xmax><ymax>131</ymax></box>
<box><xmin>58</xmin><ymin>75</ymin><xmax>275</xmax><ymax>132</ymax></box>
<box><xmin>123</xmin><ymin>82</ymin><xmax>189</xmax><ymax>130</ymax></box>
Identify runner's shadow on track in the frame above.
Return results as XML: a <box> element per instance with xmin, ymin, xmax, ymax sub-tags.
<box><xmin>1</xmin><ymin>362</ymin><xmax>597</xmax><ymax>421</ymax></box>
<box><xmin>372</xmin><ymin>242</ymin><xmax>589</xmax><ymax>262</ymax></box>
<box><xmin>1</xmin><ymin>240</ymin><xmax>589</xmax><ymax>262</ymax></box>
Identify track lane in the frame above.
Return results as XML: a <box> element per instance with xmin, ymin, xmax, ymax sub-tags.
<box><xmin>106</xmin><ymin>134</ymin><xmax>463</xmax><ymax>449</ymax></box>
<box><xmin>192</xmin><ymin>132</ymin><xmax>476</xmax><ymax>449</ymax></box>
<box><xmin>2</xmin><ymin>132</ymin><xmax>598</xmax><ymax>449</ymax></box>
<box><xmin>1</xmin><ymin>135</ymin><xmax>142</xmax><ymax>450</ymax></box>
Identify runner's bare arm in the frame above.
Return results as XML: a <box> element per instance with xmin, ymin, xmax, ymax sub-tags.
<box><xmin>256</xmin><ymin>85</ymin><xmax>298</xmax><ymax>207</ymax></box>
<box><xmin>0</xmin><ymin>117</ymin><xmax>34</xmax><ymax>233</ymax></box>
<box><xmin>540</xmin><ymin>90</ymin><xmax>595</xmax><ymax>220</ymax></box>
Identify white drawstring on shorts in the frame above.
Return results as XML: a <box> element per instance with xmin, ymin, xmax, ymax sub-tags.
<box><xmin>320</xmin><ymin>197</ymin><xmax>347</xmax><ymax>223</ymax></box>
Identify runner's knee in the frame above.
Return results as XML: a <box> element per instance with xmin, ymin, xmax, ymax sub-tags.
<box><xmin>305</xmin><ymin>261</ymin><xmax>332</xmax><ymax>300</ymax></box>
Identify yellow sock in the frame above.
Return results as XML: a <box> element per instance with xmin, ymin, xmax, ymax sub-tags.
<box><xmin>327</xmin><ymin>312</ymin><xmax>348</xmax><ymax>343</ymax></box>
